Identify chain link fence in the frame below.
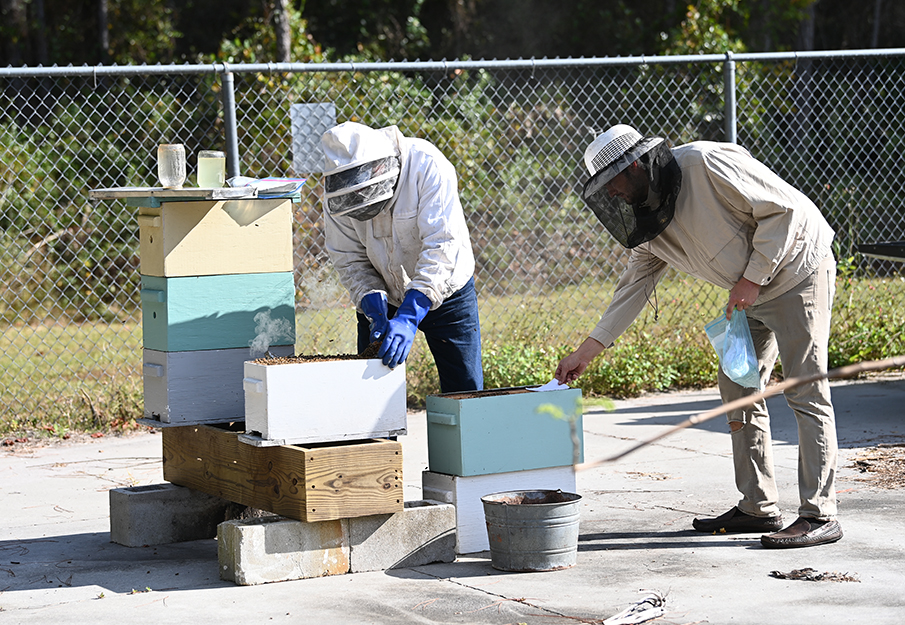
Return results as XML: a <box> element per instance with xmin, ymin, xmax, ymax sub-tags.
<box><xmin>2</xmin><ymin>51</ymin><xmax>904</xmax><ymax>420</ymax></box>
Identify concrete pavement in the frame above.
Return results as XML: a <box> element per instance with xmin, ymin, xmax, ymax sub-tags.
<box><xmin>2</xmin><ymin>374</ymin><xmax>904</xmax><ymax>624</ymax></box>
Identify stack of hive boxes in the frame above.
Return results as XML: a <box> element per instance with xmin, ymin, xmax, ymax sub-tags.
<box><xmin>105</xmin><ymin>188</ymin><xmax>454</xmax><ymax>584</ymax></box>
<box><xmin>422</xmin><ymin>386</ymin><xmax>584</xmax><ymax>554</ymax></box>
<box><xmin>129</xmin><ymin>190</ymin><xmax>407</xmax><ymax>531</ymax></box>
<box><xmin>136</xmin><ymin>195</ymin><xmax>296</xmax><ymax>425</ymax></box>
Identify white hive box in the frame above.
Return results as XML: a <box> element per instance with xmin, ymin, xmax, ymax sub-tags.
<box><xmin>142</xmin><ymin>345</ymin><xmax>293</xmax><ymax>425</ymax></box>
<box><xmin>422</xmin><ymin>466</ymin><xmax>577</xmax><ymax>554</ymax></box>
<box><xmin>241</xmin><ymin>358</ymin><xmax>407</xmax><ymax>446</ymax></box>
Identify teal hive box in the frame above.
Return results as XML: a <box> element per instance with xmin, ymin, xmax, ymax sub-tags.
<box><xmin>141</xmin><ymin>272</ymin><xmax>295</xmax><ymax>352</ymax></box>
<box><xmin>425</xmin><ymin>386</ymin><xmax>583</xmax><ymax>477</ymax></box>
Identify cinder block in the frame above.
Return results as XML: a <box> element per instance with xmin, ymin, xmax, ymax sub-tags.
<box><xmin>349</xmin><ymin>500</ymin><xmax>456</xmax><ymax>573</ymax></box>
<box><xmin>217</xmin><ymin>500</ymin><xmax>456</xmax><ymax>584</ymax></box>
<box><xmin>422</xmin><ymin>466</ymin><xmax>577</xmax><ymax>554</ymax></box>
<box><xmin>218</xmin><ymin>516</ymin><xmax>349</xmax><ymax>585</ymax></box>
<box><xmin>109</xmin><ymin>483</ymin><xmax>232</xmax><ymax>547</ymax></box>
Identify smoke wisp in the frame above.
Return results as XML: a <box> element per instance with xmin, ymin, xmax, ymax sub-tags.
<box><xmin>249</xmin><ymin>309</ymin><xmax>294</xmax><ymax>357</ymax></box>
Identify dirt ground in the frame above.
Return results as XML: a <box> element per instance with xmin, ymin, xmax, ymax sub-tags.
<box><xmin>847</xmin><ymin>443</ymin><xmax>905</xmax><ymax>489</ymax></box>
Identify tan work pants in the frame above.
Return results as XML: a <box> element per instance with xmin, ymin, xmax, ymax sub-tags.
<box><xmin>718</xmin><ymin>255</ymin><xmax>838</xmax><ymax>520</ymax></box>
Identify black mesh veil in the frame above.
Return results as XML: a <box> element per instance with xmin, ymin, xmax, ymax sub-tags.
<box><xmin>324</xmin><ymin>156</ymin><xmax>401</xmax><ymax>220</ymax></box>
<box><xmin>582</xmin><ymin>139</ymin><xmax>682</xmax><ymax>248</ymax></box>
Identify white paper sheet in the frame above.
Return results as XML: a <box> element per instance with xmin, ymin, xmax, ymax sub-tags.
<box><xmin>528</xmin><ymin>379</ymin><xmax>570</xmax><ymax>392</ymax></box>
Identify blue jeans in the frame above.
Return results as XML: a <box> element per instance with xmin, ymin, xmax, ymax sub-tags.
<box><xmin>357</xmin><ymin>277</ymin><xmax>483</xmax><ymax>393</ymax></box>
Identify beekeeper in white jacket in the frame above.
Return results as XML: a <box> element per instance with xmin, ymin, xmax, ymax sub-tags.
<box><xmin>321</xmin><ymin>121</ymin><xmax>483</xmax><ymax>393</ymax></box>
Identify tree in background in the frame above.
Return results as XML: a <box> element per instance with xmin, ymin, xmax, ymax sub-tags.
<box><xmin>662</xmin><ymin>0</ymin><xmax>748</xmax><ymax>55</ymax></box>
<box><xmin>301</xmin><ymin>0</ymin><xmax>430</xmax><ymax>60</ymax></box>
<box><xmin>0</xmin><ymin>0</ymin><xmax>904</xmax><ymax>67</ymax></box>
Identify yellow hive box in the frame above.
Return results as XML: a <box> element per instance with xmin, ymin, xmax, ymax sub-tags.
<box><xmin>138</xmin><ymin>198</ymin><xmax>293</xmax><ymax>277</ymax></box>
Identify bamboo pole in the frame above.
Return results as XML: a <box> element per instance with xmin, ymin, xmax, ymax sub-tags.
<box><xmin>576</xmin><ymin>356</ymin><xmax>905</xmax><ymax>471</ymax></box>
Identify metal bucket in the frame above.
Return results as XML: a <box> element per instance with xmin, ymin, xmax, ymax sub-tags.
<box><xmin>481</xmin><ymin>489</ymin><xmax>581</xmax><ymax>572</ymax></box>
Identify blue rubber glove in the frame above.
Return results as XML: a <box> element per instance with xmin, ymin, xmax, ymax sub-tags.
<box><xmin>379</xmin><ymin>289</ymin><xmax>431</xmax><ymax>368</ymax></box>
<box><xmin>360</xmin><ymin>292</ymin><xmax>390</xmax><ymax>343</ymax></box>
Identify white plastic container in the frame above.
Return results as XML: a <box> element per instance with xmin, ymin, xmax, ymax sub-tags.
<box><xmin>241</xmin><ymin>357</ymin><xmax>407</xmax><ymax>446</ymax></box>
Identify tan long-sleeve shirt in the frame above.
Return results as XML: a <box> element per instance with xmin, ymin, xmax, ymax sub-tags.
<box><xmin>590</xmin><ymin>141</ymin><xmax>835</xmax><ymax>348</ymax></box>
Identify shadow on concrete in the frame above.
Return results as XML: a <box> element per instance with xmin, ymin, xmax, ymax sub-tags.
<box><xmin>587</xmin><ymin>377</ymin><xmax>905</xmax><ymax>449</ymax></box>
<box><xmin>0</xmin><ymin>533</ymin><xmax>223</xmax><ymax>594</ymax></box>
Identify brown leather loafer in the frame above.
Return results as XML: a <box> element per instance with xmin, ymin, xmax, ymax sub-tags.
<box><xmin>693</xmin><ymin>506</ymin><xmax>784</xmax><ymax>533</ymax></box>
<box><xmin>760</xmin><ymin>517</ymin><xmax>843</xmax><ymax>549</ymax></box>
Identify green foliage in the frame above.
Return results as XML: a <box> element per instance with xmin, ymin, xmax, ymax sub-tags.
<box><xmin>107</xmin><ymin>0</ymin><xmax>182</xmax><ymax>64</ymax></box>
<box><xmin>0</xmin><ymin>322</ymin><xmax>144</xmax><ymax>437</ymax></box>
<box><xmin>0</xmin><ymin>70</ymin><xmax>229</xmax><ymax>322</ymax></box>
<box><xmin>829</xmin><ymin>277</ymin><xmax>905</xmax><ymax>367</ymax></box>
<box><xmin>479</xmin><ymin>320</ymin><xmax>565</xmax><ymax>391</ymax></box>
<box><xmin>2</xmin><ymin>275</ymin><xmax>904</xmax><ymax>438</ymax></box>
<box><xmin>404</xmin><ymin>276</ymin><xmax>905</xmax><ymax>408</ymax></box>
<box><xmin>213</xmin><ymin>3</ymin><xmax>324</xmax><ymax>64</ymax></box>
<box><xmin>661</xmin><ymin>0</ymin><xmax>748</xmax><ymax>55</ymax></box>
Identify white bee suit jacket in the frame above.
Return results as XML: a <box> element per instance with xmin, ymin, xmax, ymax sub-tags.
<box><xmin>324</xmin><ymin>125</ymin><xmax>476</xmax><ymax>311</ymax></box>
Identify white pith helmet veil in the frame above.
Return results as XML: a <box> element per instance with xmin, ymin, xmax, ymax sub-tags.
<box><xmin>321</xmin><ymin>121</ymin><xmax>401</xmax><ymax>221</ymax></box>
<box><xmin>581</xmin><ymin>124</ymin><xmax>682</xmax><ymax>248</ymax></box>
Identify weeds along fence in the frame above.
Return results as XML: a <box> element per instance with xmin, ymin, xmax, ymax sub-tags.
<box><xmin>1</xmin><ymin>50</ymin><xmax>905</xmax><ymax>420</ymax></box>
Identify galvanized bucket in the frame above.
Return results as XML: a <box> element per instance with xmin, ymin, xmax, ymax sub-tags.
<box><xmin>481</xmin><ymin>489</ymin><xmax>581</xmax><ymax>572</ymax></box>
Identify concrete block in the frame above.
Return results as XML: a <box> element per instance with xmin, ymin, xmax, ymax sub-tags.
<box><xmin>349</xmin><ymin>500</ymin><xmax>456</xmax><ymax>573</ymax></box>
<box><xmin>217</xmin><ymin>500</ymin><xmax>456</xmax><ymax>584</ymax></box>
<box><xmin>422</xmin><ymin>466</ymin><xmax>577</xmax><ymax>554</ymax></box>
<box><xmin>218</xmin><ymin>516</ymin><xmax>349</xmax><ymax>585</ymax></box>
<box><xmin>109</xmin><ymin>483</ymin><xmax>232</xmax><ymax>547</ymax></box>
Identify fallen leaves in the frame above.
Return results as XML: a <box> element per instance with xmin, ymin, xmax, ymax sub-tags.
<box><xmin>847</xmin><ymin>443</ymin><xmax>905</xmax><ymax>489</ymax></box>
<box><xmin>770</xmin><ymin>568</ymin><xmax>860</xmax><ymax>583</ymax></box>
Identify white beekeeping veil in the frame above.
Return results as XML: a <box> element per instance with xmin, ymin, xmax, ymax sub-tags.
<box><xmin>321</xmin><ymin>121</ymin><xmax>401</xmax><ymax>221</ymax></box>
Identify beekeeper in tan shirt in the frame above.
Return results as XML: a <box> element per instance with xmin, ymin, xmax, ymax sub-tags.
<box><xmin>555</xmin><ymin>124</ymin><xmax>841</xmax><ymax>549</ymax></box>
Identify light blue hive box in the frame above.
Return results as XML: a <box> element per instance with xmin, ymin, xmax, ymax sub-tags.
<box><xmin>140</xmin><ymin>272</ymin><xmax>296</xmax><ymax>353</ymax></box>
<box><xmin>425</xmin><ymin>386</ymin><xmax>583</xmax><ymax>477</ymax></box>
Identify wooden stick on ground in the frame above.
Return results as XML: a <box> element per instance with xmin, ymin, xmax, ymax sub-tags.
<box><xmin>575</xmin><ymin>355</ymin><xmax>905</xmax><ymax>472</ymax></box>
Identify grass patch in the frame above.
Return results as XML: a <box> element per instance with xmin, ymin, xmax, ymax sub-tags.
<box><xmin>0</xmin><ymin>322</ymin><xmax>143</xmax><ymax>438</ymax></box>
<box><xmin>2</xmin><ymin>276</ymin><xmax>905</xmax><ymax>438</ymax></box>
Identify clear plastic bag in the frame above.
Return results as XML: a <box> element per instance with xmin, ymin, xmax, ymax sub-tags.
<box><xmin>704</xmin><ymin>309</ymin><xmax>762</xmax><ymax>390</ymax></box>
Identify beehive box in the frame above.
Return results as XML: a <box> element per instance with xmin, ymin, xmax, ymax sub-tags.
<box><xmin>137</xmin><ymin>198</ymin><xmax>293</xmax><ymax>278</ymax></box>
<box><xmin>140</xmin><ymin>272</ymin><xmax>295</xmax><ymax>352</ymax></box>
<box><xmin>241</xmin><ymin>357</ymin><xmax>407</xmax><ymax>446</ymax></box>
<box><xmin>142</xmin><ymin>345</ymin><xmax>293</xmax><ymax>424</ymax></box>
<box><xmin>163</xmin><ymin>424</ymin><xmax>403</xmax><ymax>522</ymax></box>
<box><xmin>425</xmin><ymin>386</ymin><xmax>583</xmax><ymax>477</ymax></box>
<box><xmin>422</xmin><ymin>466</ymin><xmax>577</xmax><ymax>554</ymax></box>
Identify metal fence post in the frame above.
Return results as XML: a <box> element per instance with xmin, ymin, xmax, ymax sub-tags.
<box><xmin>219</xmin><ymin>65</ymin><xmax>241</xmax><ymax>178</ymax></box>
<box><xmin>723</xmin><ymin>51</ymin><xmax>737</xmax><ymax>144</ymax></box>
